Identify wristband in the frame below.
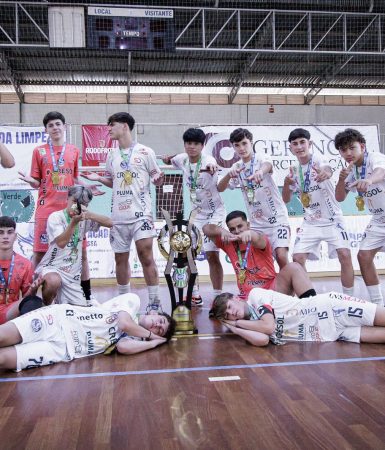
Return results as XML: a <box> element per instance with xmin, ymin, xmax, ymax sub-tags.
<box><xmin>145</xmin><ymin>330</ymin><xmax>152</xmax><ymax>341</ymax></box>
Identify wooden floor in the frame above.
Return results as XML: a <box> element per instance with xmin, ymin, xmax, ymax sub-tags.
<box><xmin>1</xmin><ymin>277</ymin><xmax>385</xmax><ymax>449</ymax></box>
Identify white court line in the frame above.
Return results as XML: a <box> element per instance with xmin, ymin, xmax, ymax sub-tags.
<box><xmin>209</xmin><ymin>376</ymin><xmax>241</xmax><ymax>382</ymax></box>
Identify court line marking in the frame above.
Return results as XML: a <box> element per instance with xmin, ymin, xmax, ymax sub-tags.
<box><xmin>209</xmin><ymin>376</ymin><xmax>240</xmax><ymax>382</ymax></box>
<box><xmin>1</xmin><ymin>355</ymin><xmax>385</xmax><ymax>383</ymax></box>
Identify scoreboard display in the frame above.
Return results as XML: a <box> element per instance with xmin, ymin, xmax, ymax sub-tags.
<box><xmin>87</xmin><ymin>7</ymin><xmax>175</xmax><ymax>51</ymax></box>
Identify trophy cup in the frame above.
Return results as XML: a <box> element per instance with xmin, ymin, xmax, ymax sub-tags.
<box><xmin>158</xmin><ymin>209</ymin><xmax>202</xmax><ymax>335</ymax></box>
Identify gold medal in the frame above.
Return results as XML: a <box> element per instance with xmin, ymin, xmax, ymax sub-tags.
<box><xmin>124</xmin><ymin>171</ymin><xmax>132</xmax><ymax>185</ymax></box>
<box><xmin>190</xmin><ymin>189</ymin><xmax>197</xmax><ymax>203</ymax></box>
<box><xmin>356</xmin><ymin>196</ymin><xmax>365</xmax><ymax>211</ymax></box>
<box><xmin>300</xmin><ymin>192</ymin><xmax>311</xmax><ymax>208</ymax></box>
<box><xmin>238</xmin><ymin>269</ymin><xmax>246</xmax><ymax>284</ymax></box>
<box><xmin>51</xmin><ymin>171</ymin><xmax>60</xmax><ymax>185</ymax></box>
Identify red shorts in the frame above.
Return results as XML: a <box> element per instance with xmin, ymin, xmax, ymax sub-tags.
<box><xmin>0</xmin><ymin>303</ymin><xmax>15</xmax><ymax>324</ymax></box>
<box><xmin>34</xmin><ymin>218</ymin><xmax>87</xmax><ymax>252</ymax></box>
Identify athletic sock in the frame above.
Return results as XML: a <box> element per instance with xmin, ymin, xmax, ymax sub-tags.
<box><xmin>81</xmin><ymin>279</ymin><xmax>92</xmax><ymax>300</ymax></box>
<box><xmin>212</xmin><ymin>289</ymin><xmax>222</xmax><ymax>300</ymax></box>
<box><xmin>118</xmin><ymin>283</ymin><xmax>131</xmax><ymax>295</ymax></box>
<box><xmin>299</xmin><ymin>288</ymin><xmax>317</xmax><ymax>299</ymax></box>
<box><xmin>148</xmin><ymin>285</ymin><xmax>160</xmax><ymax>306</ymax></box>
<box><xmin>367</xmin><ymin>284</ymin><xmax>384</xmax><ymax>305</ymax></box>
<box><xmin>342</xmin><ymin>286</ymin><xmax>355</xmax><ymax>296</ymax></box>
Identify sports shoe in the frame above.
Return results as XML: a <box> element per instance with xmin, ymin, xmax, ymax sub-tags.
<box><xmin>183</xmin><ymin>295</ymin><xmax>203</xmax><ymax>306</ymax></box>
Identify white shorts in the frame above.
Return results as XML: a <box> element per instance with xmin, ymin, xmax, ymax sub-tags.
<box><xmin>110</xmin><ymin>219</ymin><xmax>156</xmax><ymax>253</ymax></box>
<box><xmin>40</xmin><ymin>267</ymin><xmax>89</xmax><ymax>307</ymax></box>
<box><xmin>293</xmin><ymin>222</ymin><xmax>351</xmax><ymax>260</ymax></box>
<box><xmin>11</xmin><ymin>308</ymin><xmax>70</xmax><ymax>371</ymax></box>
<box><xmin>359</xmin><ymin>222</ymin><xmax>385</xmax><ymax>252</ymax></box>
<box><xmin>251</xmin><ymin>224</ymin><xmax>290</xmax><ymax>253</ymax></box>
<box><xmin>317</xmin><ymin>293</ymin><xmax>377</xmax><ymax>343</ymax></box>
<box><xmin>196</xmin><ymin>216</ymin><xmax>225</xmax><ymax>252</ymax></box>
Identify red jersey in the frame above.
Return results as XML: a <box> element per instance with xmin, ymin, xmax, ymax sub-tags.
<box><xmin>31</xmin><ymin>143</ymin><xmax>79</xmax><ymax>219</ymax></box>
<box><xmin>215</xmin><ymin>236</ymin><xmax>276</xmax><ymax>299</ymax></box>
<box><xmin>0</xmin><ymin>253</ymin><xmax>33</xmax><ymax>306</ymax></box>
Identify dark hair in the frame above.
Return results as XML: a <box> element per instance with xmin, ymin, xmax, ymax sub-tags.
<box><xmin>211</xmin><ymin>292</ymin><xmax>234</xmax><ymax>320</ymax></box>
<box><xmin>43</xmin><ymin>111</ymin><xmax>65</xmax><ymax>127</ymax></box>
<box><xmin>183</xmin><ymin>128</ymin><xmax>205</xmax><ymax>145</ymax></box>
<box><xmin>229</xmin><ymin>128</ymin><xmax>253</xmax><ymax>143</ymax></box>
<box><xmin>226</xmin><ymin>210</ymin><xmax>247</xmax><ymax>224</ymax></box>
<box><xmin>334</xmin><ymin>128</ymin><xmax>366</xmax><ymax>150</ymax></box>
<box><xmin>0</xmin><ymin>216</ymin><xmax>16</xmax><ymax>229</ymax></box>
<box><xmin>107</xmin><ymin>112</ymin><xmax>135</xmax><ymax>131</ymax></box>
<box><xmin>160</xmin><ymin>312</ymin><xmax>176</xmax><ymax>341</ymax></box>
<box><xmin>288</xmin><ymin>128</ymin><xmax>310</xmax><ymax>142</ymax></box>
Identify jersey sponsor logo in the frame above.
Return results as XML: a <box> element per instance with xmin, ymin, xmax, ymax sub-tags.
<box><xmin>46</xmin><ymin>314</ymin><xmax>54</xmax><ymax>325</ymax></box>
<box><xmin>77</xmin><ymin>313</ymin><xmax>104</xmax><ymax>321</ymax></box>
<box><xmin>140</xmin><ymin>221</ymin><xmax>153</xmax><ymax>231</ymax></box>
<box><xmin>116</xmin><ymin>189</ymin><xmax>133</xmax><ymax>196</ymax></box>
<box><xmin>297</xmin><ymin>323</ymin><xmax>305</xmax><ymax>340</ymax></box>
<box><xmin>363</xmin><ymin>187</ymin><xmax>382</xmax><ymax>197</ymax></box>
<box><xmin>108</xmin><ymin>326</ymin><xmax>118</xmax><ymax>345</ymax></box>
<box><xmin>40</xmin><ymin>233</ymin><xmax>48</xmax><ymax>244</ymax></box>
<box><xmin>86</xmin><ymin>331</ymin><xmax>95</xmax><ymax>354</ymax></box>
<box><xmin>309</xmin><ymin>325</ymin><xmax>321</xmax><ymax>341</ymax></box>
<box><xmin>118</xmin><ymin>200</ymin><xmax>132</xmax><ymax>211</ymax></box>
<box><xmin>275</xmin><ymin>316</ymin><xmax>285</xmax><ymax>339</ymax></box>
<box><xmin>66</xmin><ymin>309</ymin><xmax>74</xmax><ymax>316</ymax></box>
<box><xmin>308</xmin><ymin>185</ymin><xmax>321</xmax><ymax>193</ymax></box>
<box><xmin>71</xmin><ymin>330</ymin><xmax>82</xmax><ymax>354</ymax></box>
<box><xmin>105</xmin><ymin>313</ymin><xmax>118</xmax><ymax>324</ymax></box>
<box><xmin>38</xmin><ymin>148</ymin><xmax>46</xmax><ymax>155</ymax></box>
<box><xmin>31</xmin><ymin>318</ymin><xmax>43</xmax><ymax>332</ymax></box>
<box><xmin>369</xmin><ymin>207</ymin><xmax>384</xmax><ymax>214</ymax></box>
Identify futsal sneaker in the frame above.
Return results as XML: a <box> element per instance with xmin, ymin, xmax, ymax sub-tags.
<box><xmin>191</xmin><ymin>295</ymin><xmax>203</xmax><ymax>306</ymax></box>
<box><xmin>146</xmin><ymin>298</ymin><xmax>163</xmax><ymax>313</ymax></box>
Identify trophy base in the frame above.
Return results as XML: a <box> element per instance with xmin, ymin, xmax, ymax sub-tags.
<box><xmin>172</xmin><ymin>305</ymin><xmax>198</xmax><ymax>335</ymax></box>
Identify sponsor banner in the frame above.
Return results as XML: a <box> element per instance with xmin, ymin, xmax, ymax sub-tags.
<box><xmin>14</xmin><ymin>216</ymin><xmax>383</xmax><ymax>279</ymax></box>
<box><xmin>201</xmin><ymin>124</ymin><xmax>380</xmax><ymax>187</ymax></box>
<box><xmin>81</xmin><ymin>125</ymin><xmax>116</xmax><ymax>166</ymax></box>
<box><xmin>0</xmin><ymin>126</ymin><xmax>48</xmax><ymax>190</ymax></box>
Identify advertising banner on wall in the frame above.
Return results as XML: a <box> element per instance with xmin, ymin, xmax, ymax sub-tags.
<box><xmin>81</xmin><ymin>125</ymin><xmax>116</xmax><ymax>166</ymax></box>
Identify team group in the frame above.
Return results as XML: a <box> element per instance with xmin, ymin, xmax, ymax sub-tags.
<box><xmin>1</xmin><ymin>111</ymin><xmax>385</xmax><ymax>371</ymax></box>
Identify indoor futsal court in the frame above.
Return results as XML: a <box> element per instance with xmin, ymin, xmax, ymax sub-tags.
<box><xmin>2</xmin><ymin>0</ymin><xmax>385</xmax><ymax>449</ymax></box>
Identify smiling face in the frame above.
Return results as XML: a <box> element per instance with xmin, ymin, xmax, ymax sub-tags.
<box><xmin>226</xmin><ymin>216</ymin><xmax>249</xmax><ymax>235</ymax></box>
<box><xmin>140</xmin><ymin>312</ymin><xmax>170</xmax><ymax>337</ymax></box>
<box><xmin>184</xmin><ymin>140</ymin><xmax>203</xmax><ymax>163</ymax></box>
<box><xmin>45</xmin><ymin>119</ymin><xmax>66</xmax><ymax>145</ymax></box>
<box><xmin>289</xmin><ymin>137</ymin><xmax>312</xmax><ymax>163</ymax></box>
<box><xmin>224</xmin><ymin>299</ymin><xmax>247</xmax><ymax>321</ymax></box>
<box><xmin>0</xmin><ymin>227</ymin><xmax>17</xmax><ymax>252</ymax></box>
<box><xmin>232</xmin><ymin>138</ymin><xmax>253</xmax><ymax>162</ymax></box>
<box><xmin>338</xmin><ymin>141</ymin><xmax>366</xmax><ymax>166</ymax></box>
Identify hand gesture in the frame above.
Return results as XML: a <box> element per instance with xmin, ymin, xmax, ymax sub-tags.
<box><xmin>228</xmin><ymin>164</ymin><xmax>243</xmax><ymax>178</ymax></box>
<box><xmin>249</xmin><ymin>168</ymin><xmax>264</xmax><ymax>183</ymax></box>
<box><xmin>284</xmin><ymin>166</ymin><xmax>296</xmax><ymax>186</ymax></box>
<box><xmin>349</xmin><ymin>178</ymin><xmax>372</xmax><ymax>193</ymax></box>
<box><xmin>220</xmin><ymin>230</ymin><xmax>239</xmax><ymax>245</ymax></box>
<box><xmin>339</xmin><ymin>162</ymin><xmax>353</xmax><ymax>182</ymax></box>
<box><xmin>238</xmin><ymin>230</ymin><xmax>252</xmax><ymax>244</ymax></box>
<box><xmin>161</xmin><ymin>155</ymin><xmax>172</xmax><ymax>165</ymax></box>
<box><xmin>204</xmin><ymin>163</ymin><xmax>217</xmax><ymax>175</ymax></box>
<box><xmin>18</xmin><ymin>170</ymin><xmax>37</xmax><ymax>186</ymax></box>
<box><xmin>313</xmin><ymin>165</ymin><xmax>331</xmax><ymax>183</ymax></box>
<box><xmin>152</xmin><ymin>171</ymin><xmax>164</xmax><ymax>186</ymax></box>
<box><xmin>25</xmin><ymin>273</ymin><xmax>44</xmax><ymax>297</ymax></box>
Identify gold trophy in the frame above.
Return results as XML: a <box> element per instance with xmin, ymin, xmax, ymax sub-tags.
<box><xmin>158</xmin><ymin>209</ymin><xmax>202</xmax><ymax>335</ymax></box>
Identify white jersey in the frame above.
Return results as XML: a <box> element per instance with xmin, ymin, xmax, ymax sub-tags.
<box><xmin>105</xmin><ymin>143</ymin><xmax>161</xmax><ymax>224</ymax></box>
<box><xmin>228</xmin><ymin>154</ymin><xmax>289</xmax><ymax>228</ymax></box>
<box><xmin>36</xmin><ymin>210</ymin><xmax>100</xmax><ymax>281</ymax></box>
<box><xmin>291</xmin><ymin>153</ymin><xmax>344</xmax><ymax>226</ymax></box>
<box><xmin>170</xmin><ymin>153</ymin><xmax>225</xmax><ymax>221</ymax></box>
<box><xmin>345</xmin><ymin>152</ymin><xmax>385</xmax><ymax>225</ymax></box>
<box><xmin>248</xmin><ymin>288</ymin><xmax>377</xmax><ymax>343</ymax></box>
<box><xmin>60</xmin><ymin>293</ymin><xmax>140</xmax><ymax>359</ymax></box>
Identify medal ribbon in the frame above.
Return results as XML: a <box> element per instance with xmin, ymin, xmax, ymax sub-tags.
<box><xmin>119</xmin><ymin>143</ymin><xmax>136</xmax><ymax>170</ymax></box>
<box><xmin>298</xmin><ymin>156</ymin><xmax>313</xmax><ymax>193</ymax></box>
<box><xmin>236</xmin><ymin>241</ymin><xmax>251</xmax><ymax>270</ymax></box>
<box><xmin>48</xmin><ymin>140</ymin><xmax>66</xmax><ymax>173</ymax></box>
<box><xmin>189</xmin><ymin>157</ymin><xmax>202</xmax><ymax>190</ymax></box>
<box><xmin>240</xmin><ymin>156</ymin><xmax>255</xmax><ymax>189</ymax></box>
<box><xmin>0</xmin><ymin>252</ymin><xmax>15</xmax><ymax>304</ymax></box>
<box><xmin>63</xmin><ymin>209</ymin><xmax>79</xmax><ymax>249</ymax></box>
<box><xmin>354</xmin><ymin>151</ymin><xmax>368</xmax><ymax>198</ymax></box>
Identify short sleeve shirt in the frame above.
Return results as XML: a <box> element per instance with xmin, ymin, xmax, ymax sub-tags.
<box><xmin>228</xmin><ymin>154</ymin><xmax>289</xmax><ymax>228</ymax></box>
<box><xmin>291</xmin><ymin>153</ymin><xmax>344</xmax><ymax>226</ymax></box>
<box><xmin>344</xmin><ymin>152</ymin><xmax>385</xmax><ymax>225</ymax></box>
<box><xmin>215</xmin><ymin>236</ymin><xmax>276</xmax><ymax>299</ymax></box>
<box><xmin>105</xmin><ymin>143</ymin><xmax>161</xmax><ymax>224</ymax></box>
<box><xmin>31</xmin><ymin>143</ymin><xmax>79</xmax><ymax>219</ymax></box>
<box><xmin>170</xmin><ymin>153</ymin><xmax>225</xmax><ymax>221</ymax></box>
<box><xmin>0</xmin><ymin>253</ymin><xmax>33</xmax><ymax>305</ymax></box>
